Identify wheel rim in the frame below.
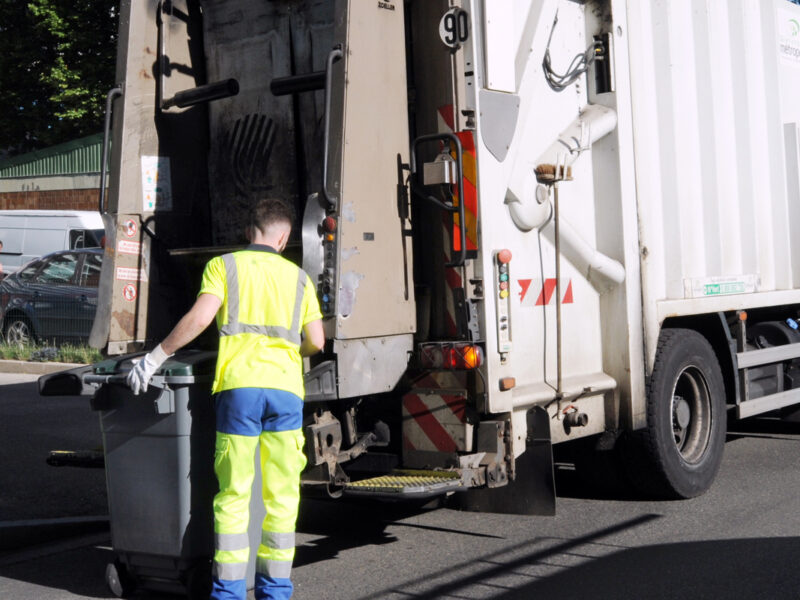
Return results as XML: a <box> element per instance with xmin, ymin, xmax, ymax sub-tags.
<box><xmin>6</xmin><ymin>320</ymin><xmax>31</xmax><ymax>345</ymax></box>
<box><xmin>670</xmin><ymin>366</ymin><xmax>712</xmax><ymax>464</ymax></box>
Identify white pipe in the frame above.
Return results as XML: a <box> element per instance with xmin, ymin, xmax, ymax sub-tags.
<box><xmin>542</xmin><ymin>217</ymin><xmax>626</xmax><ymax>290</ymax></box>
<box><xmin>505</xmin><ymin>104</ymin><xmax>618</xmax><ymax>232</ymax></box>
<box><xmin>504</xmin><ymin>103</ymin><xmax>624</xmax><ymax>290</ymax></box>
<box><xmin>538</xmin><ymin>104</ymin><xmax>618</xmax><ymax>168</ymax></box>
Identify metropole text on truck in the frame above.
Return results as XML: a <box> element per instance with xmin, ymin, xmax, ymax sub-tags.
<box><xmin>89</xmin><ymin>0</ymin><xmax>800</xmax><ymax>512</ymax></box>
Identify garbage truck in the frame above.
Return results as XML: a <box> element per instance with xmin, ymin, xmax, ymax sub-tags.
<box><xmin>87</xmin><ymin>0</ymin><xmax>800</xmax><ymax>513</ymax></box>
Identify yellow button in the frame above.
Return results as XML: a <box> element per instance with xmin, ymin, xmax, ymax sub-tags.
<box><xmin>499</xmin><ymin>290</ymin><xmax>509</xmax><ymax>299</ymax></box>
<box><xmin>325</xmin><ymin>233</ymin><xmax>335</xmax><ymax>242</ymax></box>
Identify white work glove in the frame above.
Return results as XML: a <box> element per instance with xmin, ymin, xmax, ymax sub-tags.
<box><xmin>126</xmin><ymin>344</ymin><xmax>170</xmax><ymax>395</ymax></box>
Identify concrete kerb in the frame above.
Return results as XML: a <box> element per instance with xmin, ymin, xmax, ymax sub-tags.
<box><xmin>0</xmin><ymin>359</ymin><xmax>87</xmax><ymax>375</ymax></box>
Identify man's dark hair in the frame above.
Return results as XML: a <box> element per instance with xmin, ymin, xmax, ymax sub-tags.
<box><xmin>250</xmin><ymin>197</ymin><xmax>294</xmax><ymax>234</ymax></box>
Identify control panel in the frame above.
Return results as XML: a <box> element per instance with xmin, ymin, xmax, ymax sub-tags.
<box><xmin>495</xmin><ymin>249</ymin><xmax>512</xmax><ymax>355</ymax></box>
<box><xmin>320</xmin><ymin>216</ymin><xmax>337</xmax><ymax>317</ymax></box>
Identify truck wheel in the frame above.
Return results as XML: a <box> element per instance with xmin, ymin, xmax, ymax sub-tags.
<box><xmin>5</xmin><ymin>316</ymin><xmax>34</xmax><ymax>345</ymax></box>
<box><xmin>625</xmin><ymin>328</ymin><xmax>726</xmax><ymax>499</ymax></box>
<box><xmin>106</xmin><ymin>559</ymin><xmax>136</xmax><ymax>598</ymax></box>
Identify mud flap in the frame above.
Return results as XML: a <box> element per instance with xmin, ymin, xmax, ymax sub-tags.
<box><xmin>452</xmin><ymin>406</ymin><xmax>556</xmax><ymax>515</ymax></box>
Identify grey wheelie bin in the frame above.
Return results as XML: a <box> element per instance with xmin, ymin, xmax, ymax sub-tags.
<box><xmin>87</xmin><ymin>350</ymin><xmax>218</xmax><ymax>598</ymax></box>
<box><xmin>39</xmin><ymin>348</ymin><xmax>269</xmax><ymax>598</ymax></box>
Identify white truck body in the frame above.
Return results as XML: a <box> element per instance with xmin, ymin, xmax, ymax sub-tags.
<box><xmin>95</xmin><ymin>0</ymin><xmax>800</xmax><ymax>513</ymax></box>
<box><xmin>435</xmin><ymin>0</ymin><xmax>800</xmax><ymax>454</ymax></box>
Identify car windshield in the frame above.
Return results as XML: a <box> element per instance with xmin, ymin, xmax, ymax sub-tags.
<box><xmin>17</xmin><ymin>260</ymin><xmax>43</xmax><ymax>281</ymax></box>
<box><xmin>35</xmin><ymin>253</ymin><xmax>79</xmax><ymax>284</ymax></box>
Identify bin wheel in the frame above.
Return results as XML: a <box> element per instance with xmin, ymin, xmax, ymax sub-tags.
<box><xmin>185</xmin><ymin>560</ymin><xmax>212</xmax><ymax>600</ymax></box>
<box><xmin>106</xmin><ymin>559</ymin><xmax>136</xmax><ymax>598</ymax></box>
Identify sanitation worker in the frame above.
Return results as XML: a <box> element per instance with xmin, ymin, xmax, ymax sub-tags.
<box><xmin>126</xmin><ymin>197</ymin><xmax>324</xmax><ymax>600</ymax></box>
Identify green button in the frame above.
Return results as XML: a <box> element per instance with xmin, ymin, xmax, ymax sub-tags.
<box><xmin>500</xmin><ymin>274</ymin><xmax>508</xmax><ymax>282</ymax></box>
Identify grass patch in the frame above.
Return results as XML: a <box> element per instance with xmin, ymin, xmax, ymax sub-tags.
<box><xmin>0</xmin><ymin>343</ymin><xmax>102</xmax><ymax>364</ymax></box>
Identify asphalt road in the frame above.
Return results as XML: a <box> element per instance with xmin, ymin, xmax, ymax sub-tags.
<box><xmin>1</xmin><ymin>372</ymin><xmax>800</xmax><ymax>599</ymax></box>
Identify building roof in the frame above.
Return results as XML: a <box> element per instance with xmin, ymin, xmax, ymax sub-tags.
<box><xmin>0</xmin><ymin>133</ymin><xmax>104</xmax><ymax>179</ymax></box>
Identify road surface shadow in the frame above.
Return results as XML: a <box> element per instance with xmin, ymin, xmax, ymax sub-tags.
<box><xmin>364</xmin><ymin>534</ymin><xmax>800</xmax><ymax>600</ymax></box>
<box><xmin>727</xmin><ymin>415</ymin><xmax>800</xmax><ymax>442</ymax></box>
<box><xmin>554</xmin><ymin>416</ymin><xmax>800</xmax><ymax>502</ymax></box>
<box><xmin>499</xmin><ymin>536</ymin><xmax>800</xmax><ymax>600</ymax></box>
<box><xmin>294</xmin><ymin>497</ymin><xmax>446</xmax><ymax>568</ymax></box>
<box><xmin>0</xmin><ymin>540</ymin><xmax>115</xmax><ymax>599</ymax></box>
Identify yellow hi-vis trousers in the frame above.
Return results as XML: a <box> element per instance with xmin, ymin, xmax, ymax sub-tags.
<box><xmin>211</xmin><ymin>388</ymin><xmax>306</xmax><ymax>600</ymax></box>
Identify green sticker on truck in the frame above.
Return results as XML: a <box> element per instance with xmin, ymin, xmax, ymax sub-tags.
<box><xmin>703</xmin><ymin>282</ymin><xmax>746</xmax><ymax>296</ymax></box>
<box><xmin>685</xmin><ymin>275</ymin><xmax>758</xmax><ymax>299</ymax></box>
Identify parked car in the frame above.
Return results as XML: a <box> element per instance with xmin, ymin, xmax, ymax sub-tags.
<box><xmin>0</xmin><ymin>248</ymin><xmax>103</xmax><ymax>345</ymax></box>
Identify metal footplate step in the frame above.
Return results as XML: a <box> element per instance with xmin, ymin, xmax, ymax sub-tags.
<box><xmin>344</xmin><ymin>470</ymin><xmax>463</xmax><ymax>499</ymax></box>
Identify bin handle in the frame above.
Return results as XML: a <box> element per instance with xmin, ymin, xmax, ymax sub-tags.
<box><xmin>84</xmin><ymin>374</ymin><xmax>128</xmax><ymax>385</ymax></box>
<box><xmin>83</xmin><ymin>373</ymin><xmax>169</xmax><ymax>390</ymax></box>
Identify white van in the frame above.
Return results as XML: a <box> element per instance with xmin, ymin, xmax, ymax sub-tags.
<box><xmin>0</xmin><ymin>210</ymin><xmax>105</xmax><ymax>274</ymax></box>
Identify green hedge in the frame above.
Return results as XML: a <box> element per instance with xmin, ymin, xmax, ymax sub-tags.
<box><xmin>0</xmin><ymin>343</ymin><xmax>102</xmax><ymax>364</ymax></box>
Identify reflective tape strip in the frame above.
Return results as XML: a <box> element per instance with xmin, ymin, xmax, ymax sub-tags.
<box><xmin>215</xmin><ymin>532</ymin><xmax>249</xmax><ymax>552</ymax></box>
<box><xmin>213</xmin><ymin>560</ymin><xmax>248</xmax><ymax>581</ymax></box>
<box><xmin>220</xmin><ymin>323</ymin><xmax>298</xmax><ymax>343</ymax></box>
<box><xmin>222</xmin><ymin>253</ymin><xmax>239</xmax><ymax>329</ymax></box>
<box><xmin>256</xmin><ymin>557</ymin><xmax>293</xmax><ymax>579</ymax></box>
<box><xmin>262</xmin><ymin>530</ymin><xmax>295</xmax><ymax>550</ymax></box>
<box><xmin>219</xmin><ymin>253</ymin><xmax>306</xmax><ymax>346</ymax></box>
<box><xmin>289</xmin><ymin>269</ymin><xmax>306</xmax><ymax>335</ymax></box>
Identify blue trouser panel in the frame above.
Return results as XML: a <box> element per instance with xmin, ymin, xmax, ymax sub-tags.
<box><xmin>211</xmin><ymin>388</ymin><xmax>307</xmax><ymax>600</ymax></box>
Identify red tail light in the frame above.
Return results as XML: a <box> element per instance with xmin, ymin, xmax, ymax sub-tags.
<box><xmin>419</xmin><ymin>343</ymin><xmax>484</xmax><ymax>370</ymax></box>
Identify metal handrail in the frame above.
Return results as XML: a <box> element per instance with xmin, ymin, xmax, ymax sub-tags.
<box><xmin>410</xmin><ymin>132</ymin><xmax>466</xmax><ymax>267</ymax></box>
<box><xmin>322</xmin><ymin>45</ymin><xmax>344</xmax><ymax>208</ymax></box>
<box><xmin>99</xmin><ymin>87</ymin><xmax>123</xmax><ymax>214</ymax></box>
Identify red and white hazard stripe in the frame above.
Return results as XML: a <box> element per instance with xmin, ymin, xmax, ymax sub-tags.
<box><xmin>518</xmin><ymin>278</ymin><xmax>574</xmax><ymax>307</ymax></box>
<box><xmin>402</xmin><ymin>391</ymin><xmax>469</xmax><ymax>453</ymax></box>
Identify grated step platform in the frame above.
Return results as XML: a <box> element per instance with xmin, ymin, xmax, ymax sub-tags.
<box><xmin>344</xmin><ymin>469</ymin><xmax>463</xmax><ymax>499</ymax></box>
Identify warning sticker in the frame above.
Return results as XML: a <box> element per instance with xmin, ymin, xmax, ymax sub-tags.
<box><xmin>123</xmin><ymin>219</ymin><xmax>138</xmax><ymax>238</ymax></box>
<box><xmin>122</xmin><ymin>284</ymin><xmax>137</xmax><ymax>302</ymax></box>
<box><xmin>117</xmin><ymin>240</ymin><xmax>141</xmax><ymax>255</ymax></box>
<box><xmin>115</xmin><ymin>267</ymin><xmax>148</xmax><ymax>282</ymax></box>
<box><xmin>141</xmin><ymin>156</ymin><xmax>173</xmax><ymax>212</ymax></box>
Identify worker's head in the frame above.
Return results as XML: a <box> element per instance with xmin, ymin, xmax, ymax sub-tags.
<box><xmin>247</xmin><ymin>197</ymin><xmax>294</xmax><ymax>252</ymax></box>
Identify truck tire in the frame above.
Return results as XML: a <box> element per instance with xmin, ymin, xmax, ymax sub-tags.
<box><xmin>625</xmin><ymin>328</ymin><xmax>726</xmax><ymax>499</ymax></box>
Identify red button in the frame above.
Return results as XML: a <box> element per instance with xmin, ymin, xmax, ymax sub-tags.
<box><xmin>497</xmin><ymin>249</ymin><xmax>512</xmax><ymax>264</ymax></box>
<box><xmin>323</xmin><ymin>217</ymin><xmax>337</xmax><ymax>232</ymax></box>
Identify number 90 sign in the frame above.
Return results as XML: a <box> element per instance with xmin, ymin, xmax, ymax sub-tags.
<box><xmin>439</xmin><ymin>7</ymin><xmax>469</xmax><ymax>49</ymax></box>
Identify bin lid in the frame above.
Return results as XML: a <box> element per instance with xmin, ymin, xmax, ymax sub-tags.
<box><xmin>94</xmin><ymin>349</ymin><xmax>217</xmax><ymax>377</ymax></box>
